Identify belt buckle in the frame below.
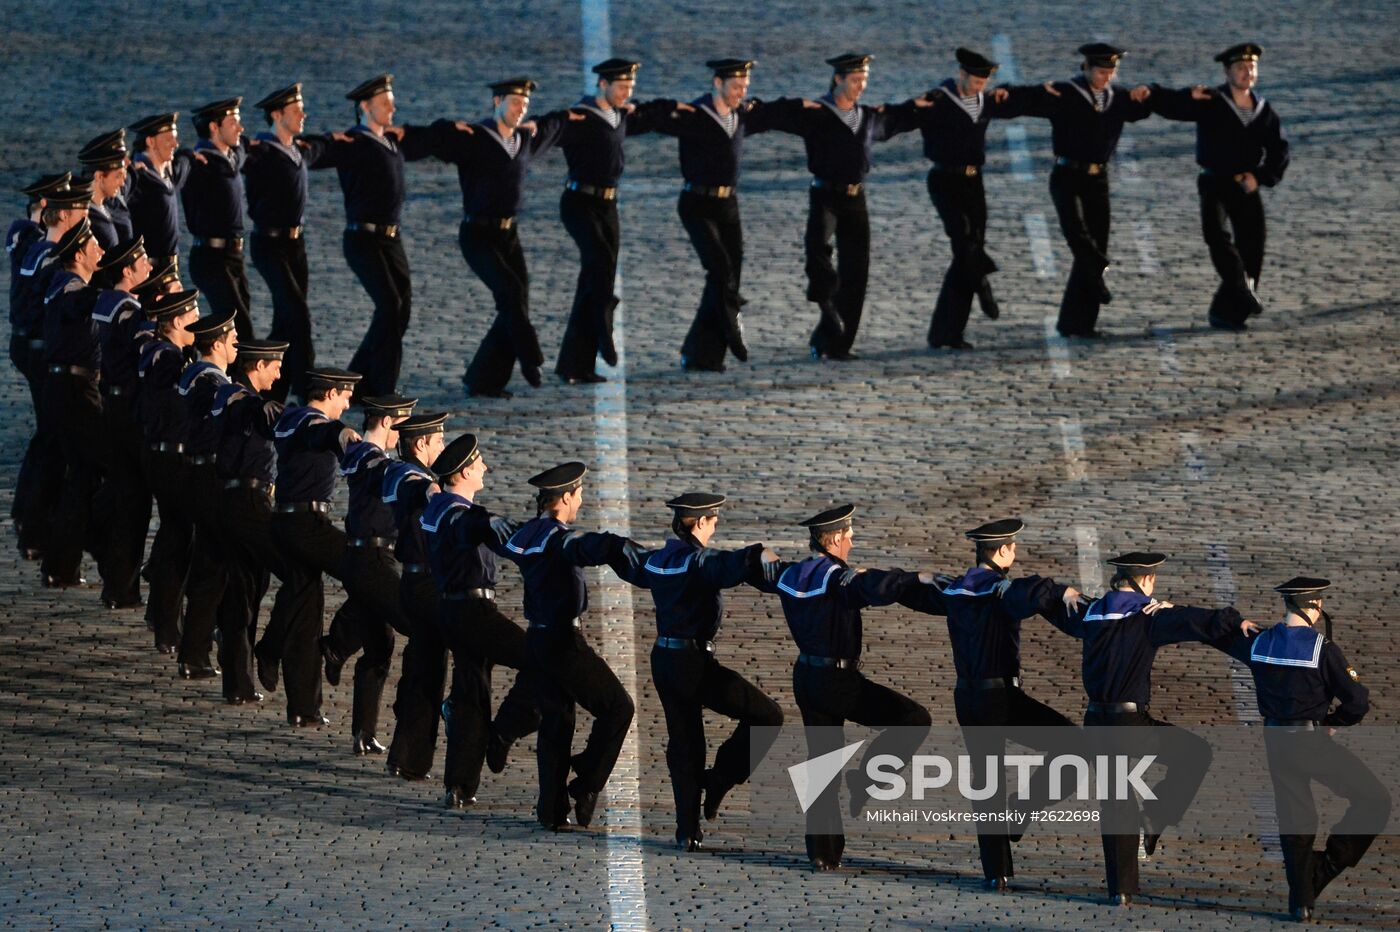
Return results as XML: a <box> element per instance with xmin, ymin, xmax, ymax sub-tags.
<box><xmin>1087</xmin><ymin>163</ymin><xmax>1103</xmax><ymax>176</ymax></box>
<box><xmin>964</xmin><ymin>166</ymin><xmax>978</xmax><ymax>177</ymax></box>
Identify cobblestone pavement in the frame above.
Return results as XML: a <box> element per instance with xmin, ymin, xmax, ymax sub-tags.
<box><xmin>2</xmin><ymin>0</ymin><xmax>1398</xmax><ymax>928</ymax></box>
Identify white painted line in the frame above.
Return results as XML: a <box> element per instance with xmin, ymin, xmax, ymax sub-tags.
<box><xmin>990</xmin><ymin>36</ymin><xmax>1033</xmax><ymax>181</ymax></box>
<box><xmin>1151</xmin><ymin>326</ymin><xmax>1180</xmax><ymax>375</ymax></box>
<box><xmin>1131</xmin><ymin>219</ymin><xmax>1162</xmax><ymax>276</ymax></box>
<box><xmin>1073</xmin><ymin>525</ymin><xmax>1105</xmax><ymax>593</ymax></box>
<box><xmin>580</xmin><ymin>0</ymin><xmax>648</xmax><ymax>927</ymax></box>
<box><xmin>1043</xmin><ymin>316</ymin><xmax>1072</xmax><ymax>380</ymax></box>
<box><xmin>1024</xmin><ymin>213</ymin><xmax>1057</xmax><ymax>279</ymax></box>
<box><xmin>1059</xmin><ymin>418</ymin><xmax>1087</xmax><ymax>482</ymax></box>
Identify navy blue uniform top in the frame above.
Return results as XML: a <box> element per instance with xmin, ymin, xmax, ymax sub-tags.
<box><xmin>243</xmin><ymin>133</ymin><xmax>332</xmax><ymax>229</ymax></box>
<box><xmin>180</xmin><ymin>138</ymin><xmax>248</xmax><ymax>239</ymax></box>
<box><xmin>92</xmin><ymin>290</ymin><xmax>148</xmax><ymax>390</ymax></box>
<box><xmin>915</xmin><ymin>79</ymin><xmax>1031</xmax><ymax>166</ymax></box>
<box><xmin>430</xmin><ymin>111</ymin><xmax>569</xmax><ymax>217</ymax></box>
<box><xmin>421</xmin><ymin>491</ymin><xmax>518</xmax><ymax>594</ymax></box>
<box><xmin>613</xmin><ymin>537</ymin><xmax>767</xmax><ymax>642</ymax></box>
<box><xmin>7</xmin><ymin>219</ymin><xmax>41</xmax><ymax>283</ymax></box>
<box><xmin>312</xmin><ymin>124</ymin><xmax>434</xmax><ymax>226</ymax></box>
<box><xmin>383</xmin><ymin>457</ymin><xmax>435</xmax><ymax>566</ymax></box>
<box><xmin>41</xmin><ymin>271</ymin><xmax>102</xmax><ymax>369</ymax></box>
<box><xmin>212</xmin><ymin>378</ymin><xmax>282</xmax><ymax>483</ymax></box>
<box><xmin>125</xmin><ymin>152</ymin><xmax>193</xmax><ymax>257</ymax></box>
<box><xmin>13</xmin><ymin>237</ymin><xmax>59</xmax><ymax>333</ymax></box>
<box><xmin>88</xmin><ymin>197</ymin><xmax>134</xmax><ymax>249</ymax></box>
<box><xmin>136</xmin><ymin>338</ymin><xmax>194</xmax><ymax>443</ymax></box>
<box><xmin>177</xmin><ymin>360</ymin><xmax>230</xmax><ymax>454</ymax></box>
<box><xmin>753</xmin><ymin>554</ymin><xmax>944</xmax><ymax>660</ymax></box>
<box><xmin>1149</xmin><ymin>85</ymin><xmax>1290</xmax><ymax>186</ymax></box>
<box><xmin>941</xmin><ymin>566</ymin><xmax>1071</xmax><ymax>680</ymax></box>
<box><xmin>499</xmin><ymin>515</ymin><xmax>635</xmax><ymax>628</ymax></box>
<box><xmin>653</xmin><ymin>96</ymin><xmax>783</xmax><ymax>187</ymax></box>
<box><xmin>1007</xmin><ymin>77</ymin><xmax>1152</xmax><ymax>164</ymax></box>
<box><xmin>1048</xmin><ymin>589</ymin><xmax>1243</xmax><ymax>706</ymax></box>
<box><xmin>272</xmin><ymin>405</ymin><xmax>354</xmax><ymax>504</ymax></box>
<box><xmin>339</xmin><ymin>440</ymin><xmax>396</xmax><ymax>539</ymax></box>
<box><xmin>559</xmin><ymin>97</ymin><xmax>677</xmax><ymax>189</ymax></box>
<box><xmin>1218</xmin><ymin>623</ymin><xmax>1369</xmax><ymax>725</ymax></box>
<box><xmin>763</xmin><ymin>95</ymin><xmax>921</xmax><ymax>185</ymax></box>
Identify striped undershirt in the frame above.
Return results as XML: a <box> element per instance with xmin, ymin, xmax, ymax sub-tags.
<box><xmin>834</xmin><ymin>103</ymin><xmax>861</xmax><ymax>133</ymax></box>
<box><xmin>1227</xmin><ymin>94</ymin><xmax>1257</xmax><ymax>124</ymax></box>
<box><xmin>1092</xmin><ymin>88</ymin><xmax>1109</xmax><ymax>111</ymax></box>
<box><xmin>599</xmin><ymin>107</ymin><xmax>621</xmax><ymax>129</ymax></box>
<box><xmin>718</xmin><ymin>108</ymin><xmax>738</xmax><ymax>137</ymax></box>
<box><xmin>961</xmin><ymin>93</ymin><xmax>982</xmax><ymax>121</ymax></box>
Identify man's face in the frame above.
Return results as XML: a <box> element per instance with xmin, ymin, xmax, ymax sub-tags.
<box><xmin>276</xmin><ymin>100</ymin><xmax>307</xmax><ymax>135</ymax></box>
<box><xmin>714</xmin><ymin>75</ymin><xmax>750</xmax><ymax>109</ymax></box>
<box><xmin>462</xmin><ymin>455</ymin><xmax>488</xmax><ymax>495</ymax></box>
<box><xmin>216</xmin><ymin>331</ymin><xmax>240</xmax><ymax>366</ymax></box>
<box><xmin>326</xmin><ymin>386</ymin><xmax>354</xmax><ymax>418</ymax></box>
<box><xmin>176</xmin><ymin>307</ymin><xmax>201</xmax><ymax>331</ymax></box>
<box><xmin>495</xmin><ymin>93</ymin><xmax>530</xmax><ymax>129</ymax></box>
<box><xmin>214</xmin><ymin>110</ymin><xmax>244</xmax><ymax>148</ymax></box>
<box><xmin>1085</xmin><ymin>64</ymin><xmax>1117</xmax><ymax>91</ymax></box>
<box><xmin>420</xmin><ymin>432</ymin><xmax>446</xmax><ymax>463</ymax></box>
<box><xmin>362</xmin><ymin>90</ymin><xmax>396</xmax><ymax>127</ymax></box>
<box><xmin>131</xmin><ymin>253</ymin><xmax>153</xmax><ymax>284</ymax></box>
<box><xmin>94</xmin><ymin>164</ymin><xmax>128</xmax><ymax>198</ymax></box>
<box><xmin>55</xmin><ymin>206</ymin><xmax>86</xmax><ymax>234</ymax></box>
<box><xmin>958</xmin><ymin>69</ymin><xmax>989</xmax><ymax>95</ymax></box>
<box><xmin>77</xmin><ymin>237</ymin><xmax>104</xmax><ymax>273</ymax></box>
<box><xmin>1228</xmin><ymin>60</ymin><xmax>1258</xmax><ymax>91</ymax></box>
<box><xmin>250</xmin><ymin>358</ymin><xmax>283</xmax><ymax>391</ymax></box>
<box><xmin>600</xmin><ymin>77</ymin><xmax>634</xmax><ymax>108</ymax></box>
<box><xmin>835</xmin><ymin>70</ymin><xmax>868</xmax><ymax>101</ymax></box>
<box><xmin>149</xmin><ymin>128</ymin><xmax>178</xmax><ymax>161</ymax></box>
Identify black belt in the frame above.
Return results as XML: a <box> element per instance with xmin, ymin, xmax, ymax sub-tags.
<box><xmin>529</xmin><ymin>617</ymin><xmax>582</xmax><ymax>631</ymax></box>
<box><xmin>931</xmin><ymin>163</ymin><xmax>980</xmax><ymax>176</ymax></box>
<box><xmin>1054</xmin><ymin>157</ymin><xmax>1107</xmax><ymax>175</ymax></box>
<box><xmin>565</xmin><ymin>181</ymin><xmax>618</xmax><ymax>200</ymax></box>
<box><xmin>443</xmin><ymin>587</ymin><xmax>497</xmax><ymax>601</ymax></box>
<box><xmin>1087</xmin><ymin>701</ymin><xmax>1141</xmax><ymax>715</ymax></box>
<box><xmin>48</xmin><ymin>364</ymin><xmax>98</xmax><ymax>379</ymax></box>
<box><xmin>797</xmin><ymin>653</ymin><xmax>858</xmax><ymax>670</ymax></box>
<box><xmin>401</xmin><ymin>563</ymin><xmax>429</xmax><ymax>575</ymax></box>
<box><xmin>254</xmin><ymin>225</ymin><xmax>303</xmax><ymax>239</ymax></box>
<box><xmin>682</xmin><ymin>183</ymin><xmax>735</xmax><ymax>198</ymax></box>
<box><xmin>346</xmin><ymin>222</ymin><xmax>400</xmax><ymax>238</ymax></box>
<box><xmin>188</xmin><ymin>453</ymin><xmax>216</xmax><ymax>466</ymax></box>
<box><xmin>191</xmin><ymin>236</ymin><xmax>243</xmax><ymax>252</ymax></box>
<box><xmin>464</xmin><ymin>214</ymin><xmax>515</xmax><ymax>230</ymax></box>
<box><xmin>223</xmin><ymin>478</ymin><xmax>271</xmax><ymax>492</ymax></box>
<box><xmin>275</xmin><ymin>501</ymin><xmax>330</xmax><ymax>513</ymax></box>
<box><xmin>957</xmin><ymin>676</ymin><xmax>1021</xmax><ymax>691</ymax></box>
<box><xmin>811</xmin><ymin>179</ymin><xmax>863</xmax><ymax>196</ymax></box>
<box><xmin>103</xmin><ymin>384</ymin><xmax>129</xmax><ymax>397</ymax></box>
<box><xmin>1265</xmin><ymin>718</ymin><xmax>1320</xmax><ymax>729</ymax></box>
<box><xmin>655</xmin><ymin>636</ymin><xmax>716</xmax><ymax>653</ymax></box>
<box><xmin>347</xmin><ymin>536</ymin><xmax>394</xmax><ymax>549</ymax></box>
<box><xmin>148</xmin><ymin>441</ymin><xmax>184</xmax><ymax>454</ymax></box>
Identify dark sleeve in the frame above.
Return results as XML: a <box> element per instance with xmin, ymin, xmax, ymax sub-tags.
<box><xmin>1210</xmin><ymin>629</ymin><xmax>1258</xmax><ymax>665</ymax></box>
<box><xmin>446</xmin><ymin>508</ymin><xmax>518</xmax><ymax>553</ymax></box>
<box><xmin>1322</xmin><ymin>641</ymin><xmax>1369</xmax><ymax>726</ymax></box>
<box><xmin>1255</xmin><ymin>106</ymin><xmax>1290</xmax><ymax>187</ymax></box>
<box><xmin>872</xmin><ymin>100</ymin><xmax>922</xmax><ymax>141</ymax></box>
<box><xmin>898</xmin><ymin>580</ymin><xmax>948</xmax><ymax>616</ymax></box>
<box><xmin>170</xmin><ymin>150</ymin><xmax>195</xmax><ymax>188</ymax></box>
<box><xmin>302</xmin><ymin>418</ymin><xmax>354</xmax><ymax>454</ymax></box>
<box><xmin>650</xmin><ymin>107</ymin><xmax>692</xmax><ymax>139</ymax></box>
<box><xmin>695</xmin><ymin>544</ymin><xmax>764</xmax><ymax>590</ymax></box>
<box><xmin>1000</xmin><ymin>575</ymin><xmax>1071</xmax><ymax>621</ymax></box>
<box><xmin>429</xmin><ymin>119</ymin><xmax>477</xmax><ymax>165</ymax></box>
<box><xmin>254</xmin><ymin>399</ymin><xmax>285</xmax><ymax>437</ymax></box>
<box><xmin>560</xmin><ymin>529</ymin><xmax>632</xmax><ymax>567</ymax></box>
<box><xmin>295</xmin><ymin>134</ymin><xmax>334</xmax><ymax>167</ymax></box>
<box><xmin>1044</xmin><ymin>601</ymin><xmax>1088</xmax><ymax>640</ymax></box>
<box><xmin>1000</xmin><ymin>83</ymin><xmax>1060</xmax><ymax>119</ymax></box>
<box><xmin>398</xmin><ymin>124</ymin><xmax>435</xmax><ymax>161</ymax></box>
<box><xmin>755</xmin><ymin>97</ymin><xmax>811</xmax><ymax>136</ymax></box>
<box><xmin>835</xmin><ymin>568</ymin><xmax>923</xmax><ymax>610</ymax></box>
<box><xmin>984</xmin><ymin>86</ymin><xmax>1037</xmax><ymax>120</ymax></box>
<box><xmin>1148</xmin><ymin>85</ymin><xmax>1207</xmax><ymax>122</ymax></box>
<box><xmin>739</xmin><ymin>98</ymin><xmax>783</xmax><ymax>136</ymax></box>
<box><xmin>607</xmin><ymin>544</ymin><xmax>652</xmax><ymax>588</ymax></box>
<box><xmin>1147</xmin><ymin>604</ymin><xmax>1243</xmax><ymax>647</ymax></box>
<box><xmin>309</xmin><ymin>135</ymin><xmax>353</xmax><ymax>170</ymax></box>
<box><xmin>1120</xmin><ymin>93</ymin><xmax>1154</xmax><ymax>124</ymax></box>
<box><xmin>625</xmin><ymin>99</ymin><xmax>679</xmax><ymax>136</ymax></box>
<box><xmin>528</xmin><ymin>109</ymin><xmax>571</xmax><ymax>155</ymax></box>
<box><xmin>748</xmin><ymin>558</ymin><xmax>791</xmax><ymax>594</ymax></box>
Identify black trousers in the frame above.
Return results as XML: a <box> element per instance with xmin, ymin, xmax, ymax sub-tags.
<box><xmin>10</xmin><ymin>334</ymin><xmax>57</xmax><ymax>554</ymax></box>
<box><xmin>1264</xmin><ymin>727</ymin><xmax>1390</xmax><ymax>911</ymax></box>
<box><xmin>439</xmin><ymin>597</ymin><xmax>542</xmax><ymax>797</ymax></box>
<box><xmin>927</xmin><ymin>169</ymin><xmax>997</xmax><ymax>346</ymax></box>
<box><xmin>953</xmin><ymin>684</ymin><xmax>1077</xmax><ymax>879</ymax></box>
<box><xmin>188</xmin><ymin>243</ymin><xmax>253</xmax><ymax>339</ymax></box>
<box><xmin>1198</xmin><ymin>174</ymin><xmax>1266</xmax><ymax>327</ymax></box>
<box><xmin>265</xmin><ymin>510</ymin><xmax>346</xmax><ymax>719</ymax></box>
<box><xmin>527</xmin><ymin>624</ymin><xmax>634</xmax><ymax>826</ymax></box>
<box><xmin>1083</xmin><ymin>707</ymin><xmax>1213</xmax><ymax>897</ymax></box>
<box><xmin>177</xmin><ymin>463</ymin><xmax>224</xmax><ymax>667</ymax></box>
<box><xmin>677</xmin><ymin>191</ymin><xmax>746</xmax><ymax>370</ymax></box>
<box><xmin>794</xmin><ymin>663</ymin><xmax>932</xmax><ymax>867</ymax></box>
<box><xmin>324</xmin><ymin>545</ymin><xmax>408</xmax><ymax>738</ymax></box>
<box><xmin>141</xmin><ymin>448</ymin><xmax>193</xmax><ymax>650</ymax></box>
<box><xmin>343</xmin><ymin>229</ymin><xmax>411</xmax><ymax>397</ymax></box>
<box><xmin>1049</xmin><ymin>166</ymin><xmax>1111</xmax><ymax>337</ymax></box>
<box><xmin>651</xmin><ymin>644</ymin><xmax>783</xmax><ymax>843</ymax></box>
<box><xmin>459</xmin><ymin>221</ymin><xmax>543</xmax><ymax>395</ymax></box>
<box><xmin>804</xmin><ymin>187</ymin><xmax>870</xmax><ymax>356</ymax></box>
<box><xmin>250</xmin><ymin>233</ymin><xmax>314</xmax><ymax>402</ymax></box>
<box><xmin>38</xmin><ymin>371</ymin><xmax>104</xmax><ymax>583</ymax></box>
<box><xmin>92</xmin><ymin>393</ymin><xmax>150</xmax><ymax>605</ymax></box>
<box><xmin>556</xmin><ymin>190</ymin><xmax>620</xmax><ymax>380</ymax></box>
<box><xmin>215</xmin><ymin>486</ymin><xmax>279</xmax><ymax>703</ymax></box>
<box><xmin>387</xmin><ymin>573</ymin><xmax>448</xmax><ymax>777</ymax></box>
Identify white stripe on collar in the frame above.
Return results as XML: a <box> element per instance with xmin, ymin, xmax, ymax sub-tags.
<box><xmin>1068</xmin><ymin>78</ymin><xmax>1113</xmax><ymax>112</ymax></box>
<box><xmin>939</xmin><ymin>85</ymin><xmax>984</xmax><ymax>121</ymax></box>
<box><xmin>818</xmin><ymin>98</ymin><xmax>863</xmax><ymax>133</ymax></box>
<box><xmin>698</xmin><ymin>101</ymin><xmax>739</xmax><ymax>137</ymax></box>
<box><xmin>479</xmin><ymin>122</ymin><xmax>523</xmax><ymax>158</ymax></box>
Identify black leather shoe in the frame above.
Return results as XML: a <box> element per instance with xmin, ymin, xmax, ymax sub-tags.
<box><xmin>385</xmin><ymin>760</ymin><xmax>432</xmax><ymax>782</ymax></box>
<box><xmin>445</xmin><ymin>788</ymin><xmax>477</xmax><ymax>810</ymax></box>
<box><xmin>680</xmin><ymin>355</ymin><xmax>725</xmax><ymax>373</ymax></box>
<box><xmin>521</xmin><ymin>363</ymin><xmax>543</xmax><ymax>388</ymax></box>
<box><xmin>225</xmin><ymin>692</ymin><xmax>264</xmax><ymax>706</ymax></box>
<box><xmin>1142</xmin><ymin>828</ymin><xmax>1162</xmax><ymax>857</ymax></box>
<box><xmin>977</xmin><ymin>281</ymin><xmax>1001</xmax><ymax>320</ymax></box>
<box><xmin>560</xmin><ymin>373</ymin><xmax>607</xmax><ymax>385</ymax></box>
<box><xmin>42</xmin><ymin>573</ymin><xmax>86</xmax><ymax>588</ymax></box>
<box><xmin>932</xmin><ymin>339</ymin><xmax>974</xmax><ymax>350</ymax></box>
<box><xmin>354</xmin><ymin>732</ymin><xmax>387</xmax><ymax>755</ymax></box>
<box><xmin>468</xmin><ymin>387</ymin><xmax>514</xmax><ymax>399</ymax></box>
<box><xmin>1098</xmin><ymin>264</ymin><xmax>1113</xmax><ymax>304</ymax></box>
<box><xmin>600</xmin><ymin>340</ymin><xmax>619</xmax><ymax>368</ymax></box>
<box><xmin>155</xmin><ymin>642</ymin><xmax>178</xmax><ymax>655</ymax></box>
<box><xmin>1208</xmin><ymin>314</ymin><xmax>1248</xmax><ymax>332</ymax></box>
<box><xmin>1290</xmin><ymin>905</ymin><xmax>1313</xmax><ymax>923</ymax></box>
<box><xmin>288</xmin><ymin>712</ymin><xmax>329</xmax><ymax>728</ymax></box>
<box><xmin>254</xmin><ymin>640</ymin><xmax>279</xmax><ymax>692</ymax></box>
<box><xmin>983</xmin><ymin>876</ymin><xmax>1009</xmax><ymax>891</ymax></box>
<box><xmin>569</xmin><ymin>779</ymin><xmax>599</xmax><ymax>828</ymax></box>
<box><xmin>103</xmin><ymin>596</ymin><xmax>144</xmax><ymax>610</ymax></box>
<box><xmin>485</xmin><ymin>729</ymin><xmax>511</xmax><ymax>774</ymax></box>
<box><xmin>320</xmin><ymin>637</ymin><xmax>344</xmax><ymax>687</ymax></box>
<box><xmin>178</xmin><ymin>662</ymin><xmax>219</xmax><ymax>680</ymax></box>
<box><xmin>810</xmin><ymin>857</ymin><xmax>841</xmax><ymax>872</ymax></box>
<box><xmin>1108</xmin><ymin>893</ymin><xmax>1133</xmax><ymax>907</ymax></box>
<box><xmin>676</xmin><ymin>834</ymin><xmax>703</xmax><ymax>852</ymax></box>
<box><xmin>702</xmin><ymin>768</ymin><xmax>729</xmax><ymax>822</ymax></box>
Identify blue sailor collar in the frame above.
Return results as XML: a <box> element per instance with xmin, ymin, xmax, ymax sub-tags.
<box><xmin>419</xmin><ymin>489</ymin><xmax>477</xmax><ymax>533</ymax></box>
<box><xmin>92</xmin><ymin>289</ymin><xmax>140</xmax><ymax>324</ymax></box>
<box><xmin>254</xmin><ymin>131</ymin><xmax>303</xmax><ymax>165</ymax></box>
<box><xmin>1217</xmin><ymin>85</ymin><xmax>1266</xmax><ymax>125</ymax></box>
<box><xmin>777</xmin><ymin>555</ymin><xmax>849</xmax><ymax>599</ymax></box>
<box><xmin>1250</xmin><ymin>623</ymin><xmax>1323</xmax><ymax>669</ymax></box>
<box><xmin>133</xmin><ymin>152</ymin><xmax>174</xmax><ymax>188</ymax></box>
<box><xmin>349</xmin><ymin>123</ymin><xmax>397</xmax><ymax>151</ymax></box>
<box><xmin>938</xmin><ymin>78</ymin><xmax>985</xmax><ymax>121</ymax></box>
<box><xmin>383</xmin><ymin>458</ymin><xmax>434</xmax><ymax>503</ymax></box>
<box><xmin>943</xmin><ymin>566</ymin><xmax>1007</xmax><ymax>597</ymax></box>
<box><xmin>1083</xmin><ymin>590</ymin><xmax>1155</xmax><ymax>622</ymax></box>
<box><xmin>44</xmin><ymin>269</ymin><xmax>85</xmax><ymax>302</ymax></box>
<box><xmin>1069</xmin><ymin>75</ymin><xmax>1113</xmax><ymax>112</ymax></box>
<box><xmin>695</xmin><ymin>95</ymin><xmax>739</xmax><ymax>137</ymax></box>
<box><xmin>137</xmin><ymin>336</ymin><xmax>179</xmax><ymax>376</ymax></box>
<box><xmin>477</xmin><ymin>119</ymin><xmax>525</xmax><ymax>158</ymax></box>
<box><xmin>210</xmin><ymin>380</ymin><xmax>251</xmax><ymax>417</ymax></box>
<box><xmin>573</xmin><ymin>96</ymin><xmax>625</xmax><ymax>128</ymax></box>
<box><xmin>6</xmin><ymin>219</ymin><xmax>40</xmax><ymax>253</ymax></box>
<box><xmin>20</xmin><ymin>240</ymin><xmax>57</xmax><ymax>277</ymax></box>
<box><xmin>645</xmin><ymin>537</ymin><xmax>700</xmax><ymax>575</ymax></box>
<box><xmin>506</xmin><ymin>515</ymin><xmax>566</xmax><ymax>555</ymax></box>
<box><xmin>273</xmin><ymin>404</ymin><xmax>330</xmax><ymax>439</ymax></box>
<box><xmin>340</xmin><ymin>439</ymin><xmax>387</xmax><ymax>476</ymax></box>
<box><xmin>817</xmin><ymin>93</ymin><xmax>865</xmax><ymax>131</ymax></box>
<box><xmin>177</xmin><ymin>360</ymin><xmax>229</xmax><ymax>395</ymax></box>
<box><xmin>194</xmin><ymin>137</ymin><xmax>236</xmax><ymax>166</ymax></box>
